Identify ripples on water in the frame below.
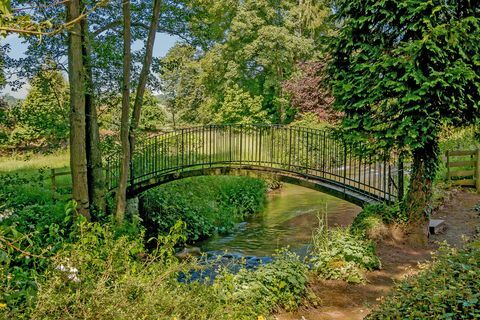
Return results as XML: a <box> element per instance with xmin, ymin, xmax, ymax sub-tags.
<box><xmin>199</xmin><ymin>183</ymin><xmax>361</xmax><ymax>257</ymax></box>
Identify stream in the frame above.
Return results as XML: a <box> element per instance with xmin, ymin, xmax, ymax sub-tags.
<box><xmin>179</xmin><ymin>183</ymin><xmax>362</xmax><ymax>282</ymax></box>
<box><xmin>199</xmin><ymin>183</ymin><xmax>361</xmax><ymax>257</ymax></box>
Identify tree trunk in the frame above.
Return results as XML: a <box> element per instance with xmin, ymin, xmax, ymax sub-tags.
<box><xmin>403</xmin><ymin>140</ymin><xmax>439</xmax><ymax>246</ymax></box>
<box><xmin>128</xmin><ymin>0</ymin><xmax>162</xmax><ymax>158</ymax></box>
<box><xmin>81</xmin><ymin>7</ymin><xmax>106</xmax><ymax>215</ymax></box>
<box><xmin>115</xmin><ymin>0</ymin><xmax>132</xmax><ymax>224</ymax></box>
<box><xmin>66</xmin><ymin>0</ymin><xmax>90</xmax><ymax>220</ymax></box>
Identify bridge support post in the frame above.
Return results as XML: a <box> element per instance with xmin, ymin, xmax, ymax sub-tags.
<box><xmin>126</xmin><ymin>196</ymin><xmax>139</xmax><ymax>219</ymax></box>
<box><xmin>398</xmin><ymin>155</ymin><xmax>404</xmax><ymax>202</ymax></box>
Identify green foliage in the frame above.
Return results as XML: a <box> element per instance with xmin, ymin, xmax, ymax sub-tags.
<box><xmin>214</xmin><ymin>85</ymin><xmax>268</xmax><ymax>124</ymax></box>
<box><xmin>99</xmin><ymin>90</ymin><xmax>167</xmax><ymax>133</ymax></box>
<box><xmin>351</xmin><ymin>203</ymin><xmax>406</xmax><ymax>237</ymax></box>
<box><xmin>0</xmin><ymin>171</ymin><xmax>74</xmax><ymax>315</ymax></box>
<box><xmin>439</xmin><ymin>126</ymin><xmax>480</xmax><ymax>154</ymax></box>
<box><xmin>140</xmin><ymin>176</ymin><xmax>267</xmax><ymax>242</ymax></box>
<box><xmin>158</xmin><ymin>0</ymin><xmax>333</xmax><ymax>124</ymax></box>
<box><xmin>368</xmin><ymin>242</ymin><xmax>480</xmax><ymax>319</ymax></box>
<box><xmin>215</xmin><ymin>249</ymin><xmax>308</xmax><ymax>315</ymax></box>
<box><xmin>7</xmin><ymin>70</ymin><xmax>69</xmax><ymax>148</ymax></box>
<box><xmin>329</xmin><ymin>0</ymin><xmax>480</xmax><ymax>181</ymax></box>
<box><xmin>289</xmin><ymin>112</ymin><xmax>332</xmax><ymax>130</ymax></box>
<box><xmin>3</xmin><ymin>216</ymin><xmax>307</xmax><ymax>319</ymax></box>
<box><xmin>310</xmin><ymin>214</ymin><xmax>380</xmax><ymax>283</ymax></box>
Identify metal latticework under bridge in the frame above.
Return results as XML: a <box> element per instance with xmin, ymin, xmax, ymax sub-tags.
<box><xmin>106</xmin><ymin>124</ymin><xmax>405</xmax><ymax>206</ymax></box>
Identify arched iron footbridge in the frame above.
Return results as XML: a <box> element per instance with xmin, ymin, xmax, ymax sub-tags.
<box><xmin>106</xmin><ymin>124</ymin><xmax>405</xmax><ymax>207</ymax></box>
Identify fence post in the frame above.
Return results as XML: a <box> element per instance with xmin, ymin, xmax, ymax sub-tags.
<box><xmin>51</xmin><ymin>168</ymin><xmax>56</xmax><ymax>195</ymax></box>
<box><xmin>476</xmin><ymin>148</ymin><xmax>480</xmax><ymax>193</ymax></box>
<box><xmin>288</xmin><ymin>127</ymin><xmax>293</xmax><ymax>171</ymax></box>
<box><xmin>446</xmin><ymin>150</ymin><xmax>450</xmax><ymax>181</ymax></box>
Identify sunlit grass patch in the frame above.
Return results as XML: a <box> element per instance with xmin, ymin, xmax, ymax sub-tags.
<box><xmin>0</xmin><ymin>149</ymin><xmax>70</xmax><ymax>175</ymax></box>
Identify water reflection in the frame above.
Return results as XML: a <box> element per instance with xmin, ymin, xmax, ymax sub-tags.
<box><xmin>199</xmin><ymin>183</ymin><xmax>361</xmax><ymax>256</ymax></box>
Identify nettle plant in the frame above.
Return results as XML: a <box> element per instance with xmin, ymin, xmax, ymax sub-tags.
<box><xmin>329</xmin><ymin>0</ymin><xmax>480</xmax><ymax>239</ymax></box>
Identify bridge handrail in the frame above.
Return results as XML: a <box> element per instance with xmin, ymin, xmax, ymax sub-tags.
<box><xmin>105</xmin><ymin>124</ymin><xmax>404</xmax><ymax>204</ymax></box>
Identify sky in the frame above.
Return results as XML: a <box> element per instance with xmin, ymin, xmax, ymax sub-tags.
<box><xmin>1</xmin><ymin>32</ymin><xmax>179</xmax><ymax>99</ymax></box>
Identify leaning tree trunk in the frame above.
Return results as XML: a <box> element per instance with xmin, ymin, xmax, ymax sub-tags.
<box><xmin>115</xmin><ymin>0</ymin><xmax>132</xmax><ymax>224</ymax></box>
<box><xmin>128</xmin><ymin>0</ymin><xmax>162</xmax><ymax>158</ymax></box>
<box><xmin>66</xmin><ymin>0</ymin><xmax>90</xmax><ymax>220</ymax></box>
<box><xmin>81</xmin><ymin>12</ymin><xmax>106</xmax><ymax>215</ymax></box>
<box><xmin>403</xmin><ymin>140</ymin><xmax>439</xmax><ymax>246</ymax></box>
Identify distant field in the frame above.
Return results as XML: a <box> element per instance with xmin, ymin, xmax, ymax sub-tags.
<box><xmin>0</xmin><ymin>149</ymin><xmax>70</xmax><ymax>175</ymax></box>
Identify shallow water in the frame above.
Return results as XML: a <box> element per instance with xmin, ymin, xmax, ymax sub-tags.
<box><xmin>199</xmin><ymin>183</ymin><xmax>361</xmax><ymax>257</ymax></box>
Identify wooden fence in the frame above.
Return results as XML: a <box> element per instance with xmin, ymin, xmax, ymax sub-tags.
<box><xmin>50</xmin><ymin>168</ymin><xmax>71</xmax><ymax>194</ymax></box>
<box><xmin>445</xmin><ymin>149</ymin><xmax>480</xmax><ymax>192</ymax></box>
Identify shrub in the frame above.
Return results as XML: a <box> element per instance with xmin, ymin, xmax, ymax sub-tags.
<box><xmin>215</xmin><ymin>249</ymin><xmax>308</xmax><ymax>315</ymax></box>
<box><xmin>0</xmin><ymin>171</ymin><xmax>77</xmax><ymax>316</ymax></box>
<box><xmin>310</xmin><ymin>214</ymin><xmax>380</xmax><ymax>283</ymax></box>
<box><xmin>367</xmin><ymin>242</ymin><xmax>480</xmax><ymax>319</ymax></box>
<box><xmin>10</xmin><ymin>221</ymin><xmax>306</xmax><ymax>320</ymax></box>
<box><xmin>351</xmin><ymin>203</ymin><xmax>406</xmax><ymax>238</ymax></box>
<box><xmin>140</xmin><ymin>176</ymin><xmax>267</xmax><ymax>242</ymax></box>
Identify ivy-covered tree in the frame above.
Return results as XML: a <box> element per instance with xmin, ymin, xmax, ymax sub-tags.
<box><xmin>329</xmin><ymin>0</ymin><xmax>480</xmax><ymax>242</ymax></box>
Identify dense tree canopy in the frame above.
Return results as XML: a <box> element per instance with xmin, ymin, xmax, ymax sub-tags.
<box><xmin>329</xmin><ymin>0</ymin><xmax>480</xmax><ymax>233</ymax></box>
<box><xmin>158</xmin><ymin>0</ymin><xmax>334</xmax><ymax>125</ymax></box>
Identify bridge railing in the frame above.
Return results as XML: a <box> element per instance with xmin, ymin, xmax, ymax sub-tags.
<box><xmin>105</xmin><ymin>124</ymin><xmax>404</xmax><ymax>202</ymax></box>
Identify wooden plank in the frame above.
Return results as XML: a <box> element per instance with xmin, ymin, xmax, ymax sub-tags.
<box><xmin>451</xmin><ymin>179</ymin><xmax>476</xmax><ymax>186</ymax></box>
<box><xmin>53</xmin><ymin>171</ymin><xmax>71</xmax><ymax>177</ymax></box>
<box><xmin>449</xmin><ymin>169</ymin><xmax>475</xmax><ymax>177</ymax></box>
<box><xmin>448</xmin><ymin>160</ymin><xmax>476</xmax><ymax>167</ymax></box>
<box><xmin>449</xmin><ymin>150</ymin><xmax>476</xmax><ymax>156</ymax></box>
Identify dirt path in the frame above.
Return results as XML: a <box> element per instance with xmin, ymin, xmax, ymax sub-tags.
<box><xmin>276</xmin><ymin>190</ymin><xmax>480</xmax><ymax>320</ymax></box>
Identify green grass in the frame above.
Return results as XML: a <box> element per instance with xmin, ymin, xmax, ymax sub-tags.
<box><xmin>0</xmin><ymin>149</ymin><xmax>70</xmax><ymax>174</ymax></box>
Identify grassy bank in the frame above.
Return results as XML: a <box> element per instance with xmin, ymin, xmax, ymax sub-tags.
<box><xmin>0</xmin><ymin>149</ymin><xmax>69</xmax><ymax>175</ymax></box>
<box><xmin>140</xmin><ymin>176</ymin><xmax>268</xmax><ymax>242</ymax></box>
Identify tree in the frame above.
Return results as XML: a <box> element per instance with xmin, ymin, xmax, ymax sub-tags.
<box><xmin>10</xmin><ymin>70</ymin><xmax>69</xmax><ymax>147</ymax></box>
<box><xmin>329</xmin><ymin>0</ymin><xmax>480</xmax><ymax>243</ymax></box>
<box><xmin>66</xmin><ymin>0</ymin><xmax>90</xmax><ymax>219</ymax></box>
<box><xmin>115</xmin><ymin>0</ymin><xmax>132</xmax><ymax>223</ymax></box>
<box><xmin>213</xmin><ymin>85</ymin><xmax>267</xmax><ymax>124</ymax></box>
<box><xmin>158</xmin><ymin>0</ymin><xmax>326</xmax><ymax>124</ymax></box>
<box><xmin>158</xmin><ymin>44</ymin><xmax>204</xmax><ymax>126</ymax></box>
<box><xmin>283</xmin><ymin>61</ymin><xmax>338</xmax><ymax>123</ymax></box>
<box><xmin>115</xmin><ymin>0</ymin><xmax>164</xmax><ymax>224</ymax></box>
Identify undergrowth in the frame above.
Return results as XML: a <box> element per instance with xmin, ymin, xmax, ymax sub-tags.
<box><xmin>2</xmin><ymin>217</ymin><xmax>308</xmax><ymax>320</ymax></box>
<box><xmin>310</xmin><ymin>210</ymin><xmax>380</xmax><ymax>283</ymax></box>
<box><xmin>368</xmin><ymin>242</ymin><xmax>480</xmax><ymax>319</ymax></box>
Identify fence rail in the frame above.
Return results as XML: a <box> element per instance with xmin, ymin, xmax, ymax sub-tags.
<box><xmin>446</xmin><ymin>149</ymin><xmax>480</xmax><ymax>191</ymax></box>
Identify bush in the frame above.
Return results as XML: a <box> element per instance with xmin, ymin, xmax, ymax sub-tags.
<box><xmin>0</xmin><ymin>170</ymin><xmax>77</xmax><ymax>316</ymax></box>
<box><xmin>351</xmin><ymin>203</ymin><xmax>405</xmax><ymax>238</ymax></box>
<box><xmin>367</xmin><ymin>242</ymin><xmax>480</xmax><ymax>319</ymax></box>
<box><xmin>215</xmin><ymin>249</ymin><xmax>308</xmax><ymax>315</ymax></box>
<box><xmin>140</xmin><ymin>176</ymin><xmax>267</xmax><ymax>242</ymax></box>
<box><xmin>310</xmin><ymin>215</ymin><xmax>380</xmax><ymax>283</ymax></box>
<box><xmin>3</xmin><ymin>220</ymin><xmax>307</xmax><ymax>320</ymax></box>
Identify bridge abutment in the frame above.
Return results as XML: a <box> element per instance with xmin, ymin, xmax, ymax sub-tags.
<box><xmin>126</xmin><ymin>196</ymin><xmax>140</xmax><ymax>219</ymax></box>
